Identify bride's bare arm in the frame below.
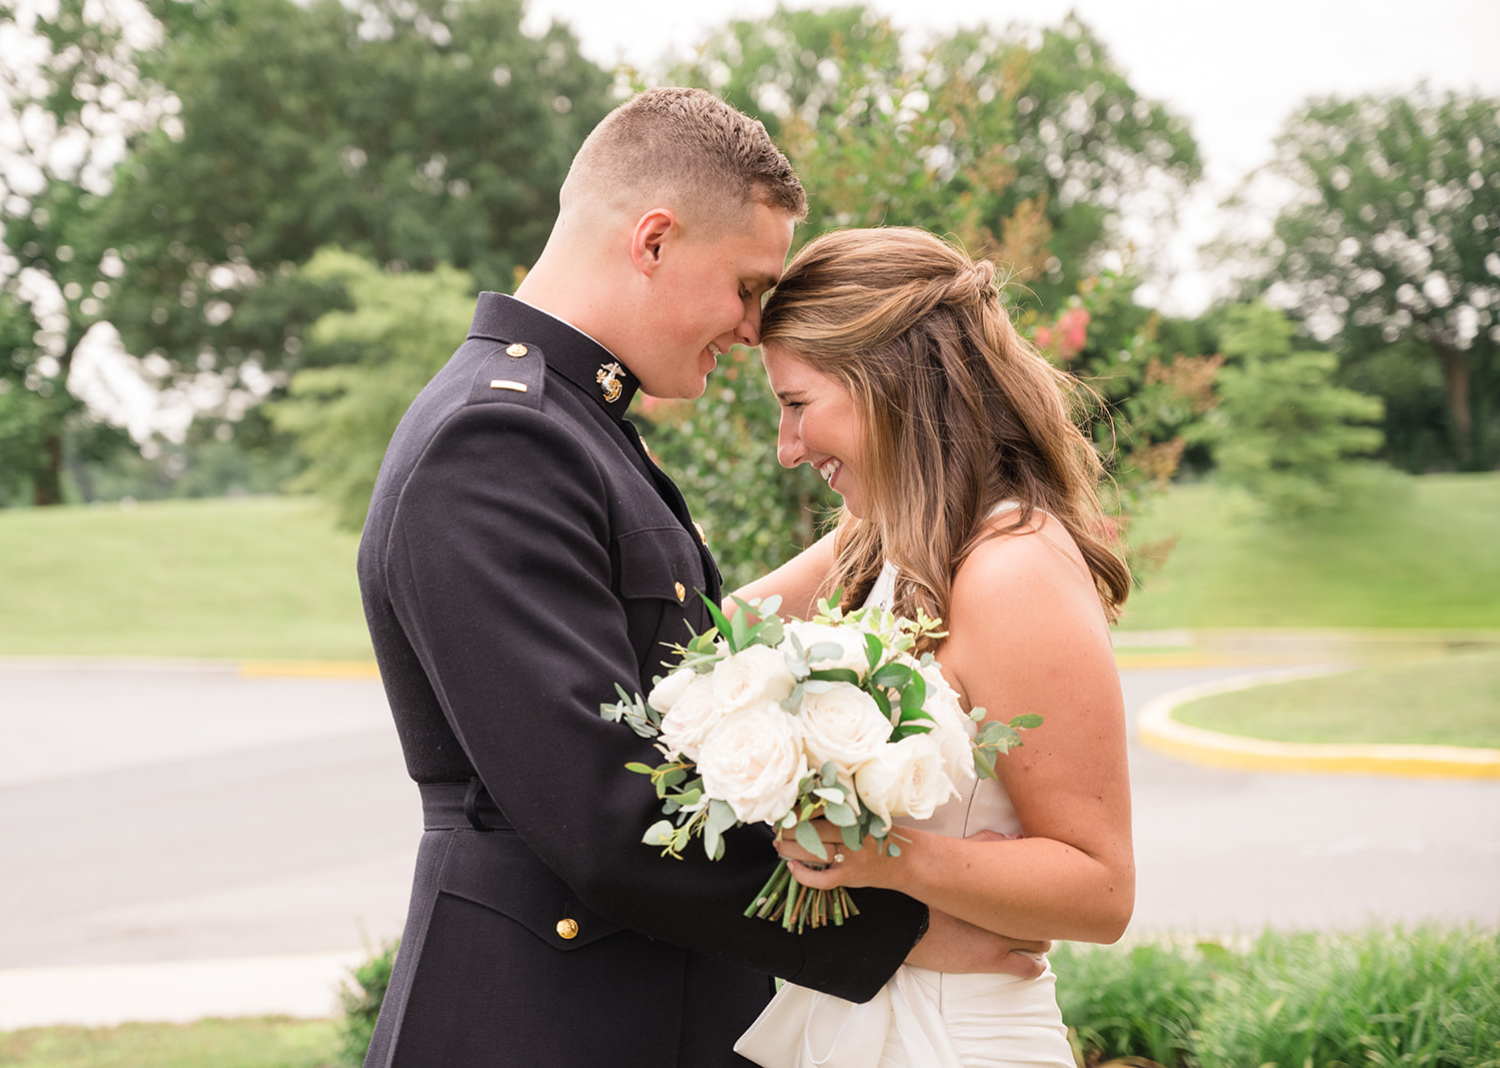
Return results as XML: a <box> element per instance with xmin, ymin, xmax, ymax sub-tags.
<box><xmin>724</xmin><ymin>529</ymin><xmax>838</xmax><ymax>620</ymax></box>
<box><xmin>778</xmin><ymin>517</ymin><xmax>1135</xmax><ymax>945</ymax></box>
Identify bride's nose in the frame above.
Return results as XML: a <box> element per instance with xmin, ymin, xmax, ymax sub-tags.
<box><xmin>776</xmin><ymin>418</ymin><xmax>804</xmax><ymax>469</ymax></box>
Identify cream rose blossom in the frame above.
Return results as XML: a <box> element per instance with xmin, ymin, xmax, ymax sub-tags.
<box><xmin>711</xmin><ymin>643</ymin><xmax>797</xmax><ymax>712</ymax></box>
<box><xmin>647</xmin><ymin>667</ymin><xmax>698</xmax><ymax>715</ymax></box>
<box><xmin>918</xmin><ymin>663</ymin><xmax>978</xmax><ymax>790</ymax></box>
<box><xmin>854</xmin><ymin>733</ymin><xmax>958</xmax><ymax>824</ymax></box>
<box><xmin>656</xmin><ymin>675</ymin><xmax>725</xmax><ymax>762</ymax></box>
<box><xmin>798</xmin><ymin>682</ymin><xmax>892</xmax><ymax>780</ymax></box>
<box><xmin>695</xmin><ymin>701</ymin><xmax>808</xmax><ymax>825</ymax></box>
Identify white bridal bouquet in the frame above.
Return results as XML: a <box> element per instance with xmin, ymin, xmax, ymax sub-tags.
<box><xmin>600</xmin><ymin>593</ymin><xmax>1039</xmax><ymax>933</ymax></box>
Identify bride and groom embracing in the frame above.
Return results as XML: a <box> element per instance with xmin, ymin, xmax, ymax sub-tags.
<box><xmin>356</xmin><ymin>87</ymin><xmax>1134</xmax><ymax>1067</ymax></box>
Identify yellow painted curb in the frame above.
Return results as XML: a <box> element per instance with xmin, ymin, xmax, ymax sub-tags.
<box><xmin>1137</xmin><ymin>669</ymin><xmax>1500</xmax><ymax>780</ymax></box>
<box><xmin>237</xmin><ymin>660</ymin><xmax>380</xmax><ymax>679</ymax></box>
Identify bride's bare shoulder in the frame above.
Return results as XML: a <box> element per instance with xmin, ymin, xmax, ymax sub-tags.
<box><xmin>943</xmin><ymin>509</ymin><xmax>1111</xmax><ymax>675</ymax></box>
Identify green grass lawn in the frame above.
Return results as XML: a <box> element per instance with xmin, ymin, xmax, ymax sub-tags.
<box><xmin>1173</xmin><ymin>649</ymin><xmax>1500</xmax><ymax>748</ymax></box>
<box><xmin>0</xmin><ymin>1018</ymin><xmax>339</xmax><ymax>1068</ymax></box>
<box><xmin>0</xmin><ymin>496</ymin><xmax>370</xmax><ymax>660</ymax></box>
<box><xmin>2</xmin><ymin>470</ymin><xmax>1496</xmax><ymax>661</ymax></box>
<box><xmin>1120</xmin><ymin>469</ymin><xmax>1500</xmax><ymax>631</ymax></box>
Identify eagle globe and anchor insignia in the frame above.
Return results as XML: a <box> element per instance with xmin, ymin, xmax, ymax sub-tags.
<box><xmin>596</xmin><ymin>361</ymin><xmax>625</xmax><ymax>403</ymax></box>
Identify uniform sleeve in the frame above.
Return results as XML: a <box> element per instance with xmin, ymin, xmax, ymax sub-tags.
<box><xmin>377</xmin><ymin>401</ymin><xmax>927</xmax><ymax>1001</ymax></box>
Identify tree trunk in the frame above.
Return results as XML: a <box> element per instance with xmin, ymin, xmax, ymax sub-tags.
<box><xmin>32</xmin><ymin>432</ymin><xmax>65</xmax><ymax>506</ymax></box>
<box><xmin>1433</xmin><ymin>342</ymin><xmax>1474</xmax><ymax>470</ymax></box>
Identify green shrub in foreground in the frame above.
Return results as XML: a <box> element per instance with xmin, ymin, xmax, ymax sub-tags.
<box><xmin>1053</xmin><ymin>924</ymin><xmax>1500</xmax><ymax>1068</ymax></box>
<box><xmin>337</xmin><ymin>941</ymin><xmax>398</xmax><ymax>1066</ymax></box>
<box><xmin>1195</xmin><ymin>926</ymin><xmax>1500</xmax><ymax>1068</ymax></box>
<box><xmin>1052</xmin><ymin>939</ymin><xmax>1213</xmax><ymax>1065</ymax></box>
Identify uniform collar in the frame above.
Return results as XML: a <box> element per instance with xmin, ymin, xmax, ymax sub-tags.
<box><xmin>468</xmin><ymin>292</ymin><xmax>640</xmax><ymax>421</ymax></box>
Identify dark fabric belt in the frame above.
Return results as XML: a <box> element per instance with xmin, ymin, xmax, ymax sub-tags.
<box><xmin>420</xmin><ymin>779</ymin><xmax>514</xmax><ymax>832</ymax></box>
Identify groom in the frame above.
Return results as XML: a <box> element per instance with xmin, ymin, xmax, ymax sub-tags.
<box><xmin>358</xmin><ymin>87</ymin><xmax>1040</xmax><ymax>1067</ymax></box>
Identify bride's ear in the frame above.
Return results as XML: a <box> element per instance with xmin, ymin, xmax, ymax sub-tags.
<box><xmin>630</xmin><ymin>209</ymin><xmax>676</xmax><ymax>277</ymax></box>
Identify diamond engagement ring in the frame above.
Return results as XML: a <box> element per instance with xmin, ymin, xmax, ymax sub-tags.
<box><xmin>833</xmin><ymin>852</ymin><xmax>846</xmax><ymax>864</ymax></box>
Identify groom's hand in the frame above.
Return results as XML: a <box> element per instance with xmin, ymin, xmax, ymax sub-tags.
<box><xmin>906</xmin><ymin>910</ymin><xmax>1051</xmax><ymax>978</ymax></box>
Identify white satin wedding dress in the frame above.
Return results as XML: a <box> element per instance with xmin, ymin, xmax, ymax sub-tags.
<box><xmin>735</xmin><ymin>506</ymin><xmax>1075</xmax><ymax>1068</ymax></box>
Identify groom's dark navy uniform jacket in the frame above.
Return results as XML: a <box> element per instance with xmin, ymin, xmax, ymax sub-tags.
<box><xmin>357</xmin><ymin>294</ymin><xmax>927</xmax><ymax>1067</ymax></box>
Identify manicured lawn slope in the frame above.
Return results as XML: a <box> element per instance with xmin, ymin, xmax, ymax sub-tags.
<box><xmin>1175</xmin><ymin>649</ymin><xmax>1500</xmax><ymax>747</ymax></box>
<box><xmin>0</xmin><ymin>497</ymin><xmax>370</xmax><ymax>660</ymax></box>
<box><xmin>1120</xmin><ymin>470</ymin><xmax>1500</xmax><ymax>631</ymax></box>
<box><xmin>2</xmin><ymin>471</ymin><xmax>1495</xmax><ymax>660</ymax></box>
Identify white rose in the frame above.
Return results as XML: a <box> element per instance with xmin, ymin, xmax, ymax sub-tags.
<box><xmin>780</xmin><ymin>621</ymin><xmax>870</xmax><ymax>677</ymax></box>
<box><xmin>695</xmin><ymin>700</ymin><xmax>808</xmax><ymax>825</ymax></box>
<box><xmin>647</xmin><ymin>667</ymin><xmax>699</xmax><ymax>715</ymax></box>
<box><xmin>711</xmin><ymin>643</ymin><xmax>797</xmax><ymax>712</ymax></box>
<box><xmin>657</xmin><ymin>675</ymin><xmax>725</xmax><ymax>762</ymax></box>
<box><xmin>854</xmin><ymin>733</ymin><xmax>958</xmax><ymax>824</ymax></box>
<box><xmin>917</xmin><ymin>663</ymin><xmax>978</xmax><ymax>790</ymax></box>
<box><xmin>798</xmin><ymin>682</ymin><xmax>892</xmax><ymax>780</ymax></box>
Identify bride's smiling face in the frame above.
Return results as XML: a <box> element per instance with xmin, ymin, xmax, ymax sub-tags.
<box><xmin>761</xmin><ymin>343</ymin><xmax>870</xmax><ymax>518</ymax></box>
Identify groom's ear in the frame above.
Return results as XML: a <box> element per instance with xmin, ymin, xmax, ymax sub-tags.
<box><xmin>630</xmin><ymin>208</ymin><xmax>676</xmax><ymax>276</ymax></box>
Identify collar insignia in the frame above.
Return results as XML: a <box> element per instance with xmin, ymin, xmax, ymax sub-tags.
<box><xmin>596</xmin><ymin>361</ymin><xmax>625</xmax><ymax>403</ymax></box>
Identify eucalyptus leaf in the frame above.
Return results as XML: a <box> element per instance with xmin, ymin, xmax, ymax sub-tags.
<box><xmin>704</xmin><ymin>822</ymin><xmax>721</xmax><ymax>861</ymax></box>
<box><xmin>823</xmin><ymin>800</ymin><xmax>857</xmax><ymax>826</ymax></box>
<box><xmin>808</xmin><ymin>668</ymin><xmax>861</xmax><ymax>685</ymax></box>
<box><xmin>841</xmin><ymin>823</ymin><xmax>865</xmax><ymax>851</ymax></box>
<box><xmin>794</xmin><ymin>819</ymin><xmax>829</xmax><ymax>861</ymax></box>
<box><xmin>1010</xmin><ymin>713</ymin><xmax>1044</xmax><ymax>730</ymax></box>
<box><xmin>707</xmin><ymin>798</ymin><xmax>738</xmax><ymax>834</ymax></box>
<box><xmin>643</xmin><ymin>820</ymin><xmax>675</xmax><ymax>846</ymax></box>
<box><xmin>871</xmin><ymin>662</ymin><xmax>912</xmax><ymax>689</ymax></box>
<box><xmin>624</xmin><ymin>762</ymin><xmax>655</xmax><ymax>775</ymax></box>
<box><xmin>805</xmin><ymin>641</ymin><xmax>845</xmax><ymax>664</ymax></box>
<box><xmin>900</xmin><ymin>673</ymin><xmax>927</xmax><ymax>713</ymax></box>
<box><xmin>819</xmin><ymin>760</ymin><xmax>839</xmax><ymax>788</ymax></box>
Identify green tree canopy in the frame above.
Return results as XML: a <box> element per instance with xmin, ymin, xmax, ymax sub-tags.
<box><xmin>670</xmin><ymin>7</ymin><xmax>1201</xmax><ymax>306</ymax></box>
<box><xmin>1190</xmin><ymin>302</ymin><xmax>1384</xmax><ymax>515</ymax></box>
<box><xmin>1</xmin><ymin>0</ymin><xmax>168</xmax><ymax>503</ymax></box>
<box><xmin>101</xmin><ymin>0</ymin><xmax>609</xmax><ymax>437</ymax></box>
<box><xmin>270</xmin><ymin>247</ymin><xmax>474</xmax><ymax>528</ymax></box>
<box><xmin>1255</xmin><ymin>88</ymin><xmax>1500</xmax><ymax>470</ymax></box>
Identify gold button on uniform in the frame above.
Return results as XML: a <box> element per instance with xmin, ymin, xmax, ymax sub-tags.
<box><xmin>693</xmin><ymin>521</ymin><xmax>708</xmax><ymax>546</ymax></box>
<box><xmin>506</xmin><ymin>343</ymin><xmax>528</xmax><ymax>358</ymax></box>
<box><xmin>674</xmin><ymin>582</ymin><xmax>686</xmax><ymax>602</ymax></box>
<box><xmin>556</xmin><ymin>918</ymin><xmax>579</xmax><ymax>940</ymax></box>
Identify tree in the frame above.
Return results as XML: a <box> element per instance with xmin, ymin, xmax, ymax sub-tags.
<box><xmin>0</xmin><ymin>0</ymin><xmax>168</xmax><ymax>503</ymax></box>
<box><xmin>1256</xmin><ymin>89</ymin><xmax>1500</xmax><ymax>470</ymax></box>
<box><xmin>269</xmin><ymin>248</ymin><xmax>475</xmax><ymax>529</ymax></box>
<box><xmin>639</xmin><ymin>8</ymin><xmax>1208</xmax><ymax>586</ymax></box>
<box><xmin>1190</xmin><ymin>302</ymin><xmax>1384</xmax><ymax>515</ymax></box>
<box><xmin>671</xmin><ymin>7</ymin><xmax>1201</xmax><ymax>305</ymax></box>
<box><xmin>101</xmin><ymin>0</ymin><xmax>610</xmax><ymax>446</ymax></box>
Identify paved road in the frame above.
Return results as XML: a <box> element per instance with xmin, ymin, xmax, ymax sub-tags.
<box><xmin>2</xmin><ymin>659</ymin><xmax>1496</xmax><ymax>1024</ymax></box>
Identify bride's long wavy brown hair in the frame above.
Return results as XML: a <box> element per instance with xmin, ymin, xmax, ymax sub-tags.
<box><xmin>759</xmin><ymin>227</ymin><xmax>1130</xmax><ymax>646</ymax></box>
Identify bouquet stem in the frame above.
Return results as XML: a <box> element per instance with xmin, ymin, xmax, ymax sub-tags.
<box><xmin>745</xmin><ymin>859</ymin><xmax>860</xmax><ymax>935</ymax></box>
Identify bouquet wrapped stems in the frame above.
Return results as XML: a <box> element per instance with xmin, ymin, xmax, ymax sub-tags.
<box><xmin>746</xmin><ymin>859</ymin><xmax>860</xmax><ymax>934</ymax></box>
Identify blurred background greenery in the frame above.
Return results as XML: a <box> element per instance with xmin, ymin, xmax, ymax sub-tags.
<box><xmin>2</xmin><ymin>0</ymin><xmax>1497</xmax><ymax>645</ymax></box>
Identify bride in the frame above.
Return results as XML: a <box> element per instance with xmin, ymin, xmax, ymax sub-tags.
<box><xmin>730</xmin><ymin>227</ymin><xmax>1135</xmax><ymax>1067</ymax></box>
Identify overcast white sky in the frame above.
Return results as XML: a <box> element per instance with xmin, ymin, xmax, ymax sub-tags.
<box><xmin>522</xmin><ymin>0</ymin><xmax>1500</xmax><ymax>313</ymax></box>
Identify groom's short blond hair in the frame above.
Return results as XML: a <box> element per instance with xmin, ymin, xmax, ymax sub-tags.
<box><xmin>562</xmin><ymin>87</ymin><xmax>806</xmax><ymax>229</ymax></box>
